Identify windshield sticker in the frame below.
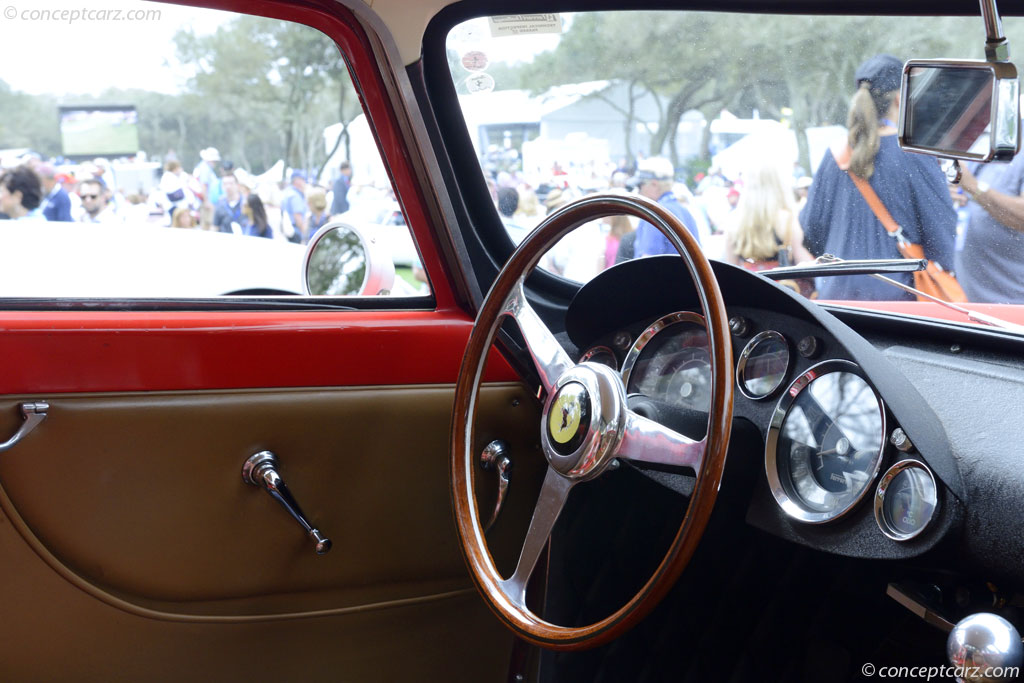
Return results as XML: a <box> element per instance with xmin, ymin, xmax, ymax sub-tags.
<box><xmin>465</xmin><ymin>72</ymin><xmax>496</xmax><ymax>95</ymax></box>
<box><xmin>460</xmin><ymin>51</ymin><xmax>489</xmax><ymax>72</ymax></box>
<box><xmin>488</xmin><ymin>14</ymin><xmax>563</xmax><ymax>37</ymax></box>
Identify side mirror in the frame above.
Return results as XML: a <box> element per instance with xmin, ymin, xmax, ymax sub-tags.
<box><xmin>302</xmin><ymin>222</ymin><xmax>395</xmax><ymax>296</ymax></box>
<box><xmin>899</xmin><ymin>59</ymin><xmax>1020</xmax><ymax>162</ymax></box>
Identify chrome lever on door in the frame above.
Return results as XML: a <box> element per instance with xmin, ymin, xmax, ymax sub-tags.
<box><xmin>480</xmin><ymin>440</ymin><xmax>512</xmax><ymax>533</ymax></box>
<box><xmin>0</xmin><ymin>402</ymin><xmax>49</xmax><ymax>453</ymax></box>
<box><xmin>242</xmin><ymin>451</ymin><xmax>332</xmax><ymax>555</ymax></box>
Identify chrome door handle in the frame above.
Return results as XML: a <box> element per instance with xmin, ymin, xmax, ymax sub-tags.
<box><xmin>0</xmin><ymin>402</ymin><xmax>48</xmax><ymax>453</ymax></box>
<box><xmin>242</xmin><ymin>451</ymin><xmax>332</xmax><ymax>555</ymax></box>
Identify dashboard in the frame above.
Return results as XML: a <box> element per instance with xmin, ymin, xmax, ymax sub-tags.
<box><xmin>559</xmin><ymin>255</ymin><xmax>1003</xmax><ymax>571</ymax></box>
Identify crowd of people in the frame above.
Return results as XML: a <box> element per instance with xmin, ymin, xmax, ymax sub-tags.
<box><xmin>0</xmin><ymin>148</ymin><xmax>359</xmax><ymax>247</ymax></box>
<box><xmin>483</xmin><ymin>54</ymin><xmax>1024</xmax><ymax>305</ymax></box>
<box><xmin>2</xmin><ymin>53</ymin><xmax>1022</xmax><ymax>305</ymax></box>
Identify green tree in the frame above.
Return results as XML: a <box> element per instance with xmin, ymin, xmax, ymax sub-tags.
<box><xmin>519</xmin><ymin>12</ymin><xmax>755</xmax><ymax>166</ymax></box>
<box><xmin>509</xmin><ymin>11</ymin><xmax>990</xmax><ymax>174</ymax></box>
<box><xmin>174</xmin><ymin>16</ymin><xmax>360</xmax><ymax>178</ymax></box>
<box><xmin>0</xmin><ymin>81</ymin><xmax>60</xmax><ymax>156</ymax></box>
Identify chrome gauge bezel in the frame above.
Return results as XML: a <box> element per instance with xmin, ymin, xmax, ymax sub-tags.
<box><xmin>620</xmin><ymin>311</ymin><xmax>705</xmax><ymax>389</ymax></box>
<box><xmin>579</xmin><ymin>345</ymin><xmax>619</xmax><ymax>371</ymax></box>
<box><xmin>765</xmin><ymin>359</ymin><xmax>887</xmax><ymax>524</ymax></box>
<box><xmin>736</xmin><ymin>330</ymin><xmax>790</xmax><ymax>400</ymax></box>
<box><xmin>874</xmin><ymin>459</ymin><xmax>938</xmax><ymax>541</ymax></box>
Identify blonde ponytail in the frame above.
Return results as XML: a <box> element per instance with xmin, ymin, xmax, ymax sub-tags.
<box><xmin>847</xmin><ymin>83</ymin><xmax>880</xmax><ymax>179</ymax></box>
<box><xmin>847</xmin><ymin>82</ymin><xmax>898</xmax><ymax>180</ymax></box>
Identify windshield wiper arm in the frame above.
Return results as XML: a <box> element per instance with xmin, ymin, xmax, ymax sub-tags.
<box><xmin>760</xmin><ymin>255</ymin><xmax>926</xmax><ymax>280</ymax></box>
<box><xmin>762</xmin><ymin>255</ymin><xmax>1024</xmax><ymax>334</ymax></box>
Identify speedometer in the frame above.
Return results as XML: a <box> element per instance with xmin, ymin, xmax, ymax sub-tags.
<box><xmin>620</xmin><ymin>312</ymin><xmax>710</xmax><ymax>412</ymax></box>
<box><xmin>766</xmin><ymin>360</ymin><xmax>886</xmax><ymax>524</ymax></box>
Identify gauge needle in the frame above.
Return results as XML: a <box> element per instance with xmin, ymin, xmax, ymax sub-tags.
<box><xmin>817</xmin><ymin>437</ymin><xmax>852</xmax><ymax>458</ymax></box>
<box><xmin>800</xmin><ymin>395</ymin><xmax>858</xmax><ymax>456</ymax></box>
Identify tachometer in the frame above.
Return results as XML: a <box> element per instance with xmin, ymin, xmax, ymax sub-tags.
<box><xmin>621</xmin><ymin>312</ymin><xmax>710</xmax><ymax>412</ymax></box>
<box><xmin>766</xmin><ymin>360</ymin><xmax>886</xmax><ymax>523</ymax></box>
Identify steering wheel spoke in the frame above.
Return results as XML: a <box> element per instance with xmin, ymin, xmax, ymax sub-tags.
<box><xmin>503</xmin><ymin>280</ymin><xmax>574</xmax><ymax>394</ymax></box>
<box><xmin>498</xmin><ymin>466</ymin><xmax>575</xmax><ymax>607</ymax></box>
<box><xmin>618</xmin><ymin>410</ymin><xmax>706</xmax><ymax>473</ymax></box>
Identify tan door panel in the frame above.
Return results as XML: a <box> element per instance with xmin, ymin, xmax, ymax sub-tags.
<box><xmin>0</xmin><ymin>383</ymin><xmax>542</xmax><ymax>617</ymax></box>
<box><xmin>0</xmin><ymin>382</ymin><xmax>546</xmax><ymax>680</ymax></box>
<box><xmin>0</xmin><ymin>511</ymin><xmax>513</xmax><ymax>682</ymax></box>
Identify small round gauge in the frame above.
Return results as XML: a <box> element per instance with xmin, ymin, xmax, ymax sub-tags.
<box><xmin>766</xmin><ymin>360</ymin><xmax>886</xmax><ymax>524</ymax></box>
<box><xmin>737</xmin><ymin>331</ymin><xmax>790</xmax><ymax>399</ymax></box>
<box><xmin>621</xmin><ymin>312</ymin><xmax>710</xmax><ymax>412</ymax></box>
<box><xmin>579</xmin><ymin>345</ymin><xmax>618</xmax><ymax>371</ymax></box>
<box><xmin>874</xmin><ymin>460</ymin><xmax>938</xmax><ymax>541</ymax></box>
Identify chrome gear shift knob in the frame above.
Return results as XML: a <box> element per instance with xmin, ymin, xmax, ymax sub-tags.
<box><xmin>947</xmin><ymin>613</ymin><xmax>1023</xmax><ymax>682</ymax></box>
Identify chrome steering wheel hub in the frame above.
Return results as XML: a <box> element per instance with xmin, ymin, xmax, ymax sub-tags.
<box><xmin>540</xmin><ymin>363</ymin><xmax>628</xmax><ymax>480</ymax></box>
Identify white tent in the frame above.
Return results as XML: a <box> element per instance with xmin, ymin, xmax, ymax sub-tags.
<box><xmin>322</xmin><ymin>115</ymin><xmax>391</xmax><ymax>189</ymax></box>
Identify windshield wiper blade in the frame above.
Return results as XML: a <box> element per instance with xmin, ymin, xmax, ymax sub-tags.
<box><xmin>865</xmin><ymin>272</ymin><xmax>1024</xmax><ymax>333</ymax></box>
<box><xmin>763</xmin><ymin>255</ymin><xmax>1024</xmax><ymax>334</ymax></box>
<box><xmin>760</xmin><ymin>255</ymin><xmax>926</xmax><ymax>280</ymax></box>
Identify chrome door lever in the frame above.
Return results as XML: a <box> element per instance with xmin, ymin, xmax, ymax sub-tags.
<box><xmin>0</xmin><ymin>402</ymin><xmax>49</xmax><ymax>454</ymax></box>
<box><xmin>242</xmin><ymin>451</ymin><xmax>332</xmax><ymax>555</ymax></box>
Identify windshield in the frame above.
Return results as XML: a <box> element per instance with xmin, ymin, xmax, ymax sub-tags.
<box><xmin>445</xmin><ymin>11</ymin><xmax>1024</xmax><ymax>317</ymax></box>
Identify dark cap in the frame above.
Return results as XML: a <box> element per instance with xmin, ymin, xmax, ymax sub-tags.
<box><xmin>855</xmin><ymin>54</ymin><xmax>903</xmax><ymax>93</ymax></box>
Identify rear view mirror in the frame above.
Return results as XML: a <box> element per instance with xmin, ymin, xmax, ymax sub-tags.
<box><xmin>899</xmin><ymin>59</ymin><xmax>1020</xmax><ymax>162</ymax></box>
<box><xmin>302</xmin><ymin>222</ymin><xmax>395</xmax><ymax>296</ymax></box>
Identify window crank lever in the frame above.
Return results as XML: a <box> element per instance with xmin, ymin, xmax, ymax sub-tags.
<box><xmin>242</xmin><ymin>451</ymin><xmax>332</xmax><ymax>555</ymax></box>
<box><xmin>480</xmin><ymin>440</ymin><xmax>512</xmax><ymax>533</ymax></box>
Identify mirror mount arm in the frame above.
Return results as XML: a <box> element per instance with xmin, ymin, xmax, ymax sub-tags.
<box><xmin>980</xmin><ymin>0</ymin><xmax>1009</xmax><ymax>62</ymax></box>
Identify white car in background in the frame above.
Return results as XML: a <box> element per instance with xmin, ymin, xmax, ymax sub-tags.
<box><xmin>0</xmin><ymin>220</ymin><xmax>307</xmax><ymax>298</ymax></box>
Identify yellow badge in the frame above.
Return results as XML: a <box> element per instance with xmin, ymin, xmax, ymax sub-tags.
<box><xmin>549</xmin><ymin>390</ymin><xmax>582</xmax><ymax>444</ymax></box>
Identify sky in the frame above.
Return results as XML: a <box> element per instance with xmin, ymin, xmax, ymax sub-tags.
<box><xmin>0</xmin><ymin>0</ymin><xmax>225</xmax><ymax>96</ymax></box>
<box><xmin>0</xmin><ymin>4</ymin><xmax>568</xmax><ymax>97</ymax></box>
<box><xmin>0</xmin><ymin>3</ymin><xmax>568</xmax><ymax>97</ymax></box>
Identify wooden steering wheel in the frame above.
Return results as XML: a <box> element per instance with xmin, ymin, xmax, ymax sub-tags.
<box><xmin>451</xmin><ymin>194</ymin><xmax>734</xmax><ymax>650</ymax></box>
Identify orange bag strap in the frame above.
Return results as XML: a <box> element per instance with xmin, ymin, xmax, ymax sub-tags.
<box><xmin>829</xmin><ymin>141</ymin><xmax>922</xmax><ymax>259</ymax></box>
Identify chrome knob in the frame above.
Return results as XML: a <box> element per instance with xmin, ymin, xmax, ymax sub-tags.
<box><xmin>728</xmin><ymin>316</ymin><xmax>750</xmax><ymax>337</ymax></box>
<box><xmin>947</xmin><ymin>613</ymin><xmax>1023</xmax><ymax>682</ymax></box>
<box><xmin>890</xmin><ymin>427</ymin><xmax>915</xmax><ymax>452</ymax></box>
<box><xmin>243</xmin><ymin>451</ymin><xmax>332</xmax><ymax>555</ymax></box>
